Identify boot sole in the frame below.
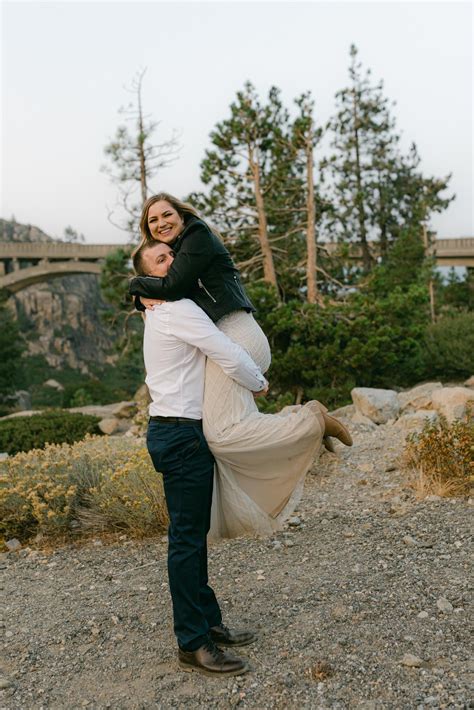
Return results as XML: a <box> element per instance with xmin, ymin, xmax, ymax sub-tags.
<box><xmin>209</xmin><ymin>636</ymin><xmax>258</xmax><ymax>648</ymax></box>
<box><xmin>178</xmin><ymin>660</ymin><xmax>250</xmax><ymax>677</ymax></box>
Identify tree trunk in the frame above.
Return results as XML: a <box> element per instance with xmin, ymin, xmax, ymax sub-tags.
<box><xmin>305</xmin><ymin>125</ymin><xmax>318</xmax><ymax>303</ymax></box>
<box><xmin>248</xmin><ymin>144</ymin><xmax>278</xmax><ymax>289</ymax></box>
<box><xmin>136</xmin><ymin>77</ymin><xmax>148</xmax><ymax>205</ymax></box>
<box><xmin>352</xmin><ymin>89</ymin><xmax>372</xmax><ymax>272</ymax></box>
<box><xmin>422</xmin><ymin>223</ymin><xmax>436</xmax><ymax>323</ymax></box>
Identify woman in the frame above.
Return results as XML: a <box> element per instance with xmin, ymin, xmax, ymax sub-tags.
<box><xmin>129</xmin><ymin>193</ymin><xmax>352</xmax><ymax>537</ymax></box>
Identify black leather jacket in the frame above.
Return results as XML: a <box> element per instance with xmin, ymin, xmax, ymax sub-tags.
<box><xmin>129</xmin><ymin>217</ymin><xmax>255</xmax><ymax>323</ymax></box>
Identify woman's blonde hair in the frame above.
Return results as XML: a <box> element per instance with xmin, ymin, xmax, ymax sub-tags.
<box><xmin>132</xmin><ymin>193</ymin><xmax>222</xmax><ymax>265</ymax></box>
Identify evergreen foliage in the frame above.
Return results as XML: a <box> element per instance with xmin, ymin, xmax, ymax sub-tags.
<box><xmin>423</xmin><ymin>313</ymin><xmax>474</xmax><ymax>377</ymax></box>
<box><xmin>0</xmin><ymin>290</ymin><xmax>25</xmax><ymax>404</ymax></box>
<box><xmin>0</xmin><ymin>411</ymin><xmax>102</xmax><ymax>456</ymax></box>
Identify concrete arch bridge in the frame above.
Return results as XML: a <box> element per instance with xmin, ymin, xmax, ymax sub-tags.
<box><xmin>0</xmin><ymin>237</ymin><xmax>472</xmax><ymax>294</ymax></box>
<box><xmin>0</xmin><ymin>242</ymin><xmax>127</xmax><ymax>293</ymax></box>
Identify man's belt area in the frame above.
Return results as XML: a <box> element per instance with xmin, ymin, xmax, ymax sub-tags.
<box><xmin>150</xmin><ymin>416</ymin><xmax>202</xmax><ymax>425</ymax></box>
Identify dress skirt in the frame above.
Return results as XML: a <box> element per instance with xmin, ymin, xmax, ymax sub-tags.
<box><xmin>203</xmin><ymin>310</ymin><xmax>324</xmax><ymax>538</ymax></box>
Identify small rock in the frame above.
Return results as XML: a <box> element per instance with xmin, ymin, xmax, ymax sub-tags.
<box><xmin>44</xmin><ymin>378</ymin><xmax>65</xmax><ymax>391</ymax></box>
<box><xmin>271</xmin><ymin>541</ymin><xmax>283</xmax><ymax>550</ymax></box>
<box><xmin>0</xmin><ymin>677</ymin><xmax>12</xmax><ymax>689</ymax></box>
<box><xmin>400</xmin><ymin>653</ymin><xmax>424</xmax><ymax>667</ymax></box>
<box><xmin>402</xmin><ymin>535</ymin><xmax>417</xmax><ymax>546</ymax></box>
<box><xmin>288</xmin><ymin>516</ymin><xmax>301</xmax><ymax>527</ymax></box>
<box><xmin>5</xmin><ymin>538</ymin><xmax>21</xmax><ymax>552</ymax></box>
<box><xmin>284</xmin><ymin>540</ymin><xmax>295</xmax><ymax>548</ymax></box>
<box><xmin>98</xmin><ymin>417</ymin><xmax>120</xmax><ymax>435</ymax></box>
<box><xmin>417</xmin><ymin>611</ymin><xmax>429</xmax><ymax>619</ymax></box>
<box><xmin>436</xmin><ymin>597</ymin><xmax>453</xmax><ymax>613</ymax></box>
<box><xmin>111</xmin><ymin>401</ymin><xmax>138</xmax><ymax>419</ymax></box>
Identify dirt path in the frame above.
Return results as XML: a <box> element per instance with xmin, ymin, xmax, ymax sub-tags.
<box><xmin>1</xmin><ymin>420</ymin><xmax>472</xmax><ymax>709</ymax></box>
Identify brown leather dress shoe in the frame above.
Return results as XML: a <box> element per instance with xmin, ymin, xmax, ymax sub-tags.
<box><xmin>210</xmin><ymin>622</ymin><xmax>257</xmax><ymax>647</ymax></box>
<box><xmin>178</xmin><ymin>640</ymin><xmax>249</xmax><ymax>677</ymax></box>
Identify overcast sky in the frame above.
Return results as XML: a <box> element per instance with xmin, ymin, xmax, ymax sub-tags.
<box><xmin>1</xmin><ymin>0</ymin><xmax>472</xmax><ymax>244</ymax></box>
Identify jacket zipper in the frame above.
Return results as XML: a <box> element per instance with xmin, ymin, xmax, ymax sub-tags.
<box><xmin>198</xmin><ymin>278</ymin><xmax>217</xmax><ymax>303</ymax></box>
<box><xmin>233</xmin><ymin>274</ymin><xmax>246</xmax><ymax>299</ymax></box>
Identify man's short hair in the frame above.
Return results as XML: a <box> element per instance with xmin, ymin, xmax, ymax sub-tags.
<box><xmin>132</xmin><ymin>242</ymin><xmax>154</xmax><ymax>276</ymax></box>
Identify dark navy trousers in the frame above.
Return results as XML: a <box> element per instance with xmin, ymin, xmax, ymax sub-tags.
<box><xmin>146</xmin><ymin>419</ymin><xmax>222</xmax><ymax>651</ymax></box>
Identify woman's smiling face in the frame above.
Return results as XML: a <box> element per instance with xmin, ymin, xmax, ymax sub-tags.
<box><xmin>147</xmin><ymin>200</ymin><xmax>184</xmax><ymax>244</ymax></box>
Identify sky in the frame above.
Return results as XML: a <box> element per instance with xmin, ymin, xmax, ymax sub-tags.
<box><xmin>1</xmin><ymin>0</ymin><xmax>473</xmax><ymax>245</ymax></box>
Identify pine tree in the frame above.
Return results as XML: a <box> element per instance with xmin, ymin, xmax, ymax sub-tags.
<box><xmin>102</xmin><ymin>69</ymin><xmax>180</xmax><ymax>238</ymax></box>
<box><xmin>324</xmin><ymin>44</ymin><xmax>399</xmax><ymax>272</ymax></box>
<box><xmin>324</xmin><ymin>45</ymin><xmax>454</xmax><ymax>277</ymax></box>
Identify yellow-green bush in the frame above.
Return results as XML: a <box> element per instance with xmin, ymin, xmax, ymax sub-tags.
<box><xmin>0</xmin><ymin>436</ymin><xmax>168</xmax><ymax>545</ymax></box>
<box><xmin>403</xmin><ymin>414</ymin><xmax>474</xmax><ymax>497</ymax></box>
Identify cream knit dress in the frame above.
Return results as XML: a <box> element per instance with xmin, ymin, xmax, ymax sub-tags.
<box><xmin>204</xmin><ymin>310</ymin><xmax>325</xmax><ymax>539</ymax></box>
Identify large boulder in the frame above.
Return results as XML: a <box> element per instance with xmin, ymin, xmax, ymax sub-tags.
<box><xmin>431</xmin><ymin>387</ymin><xmax>474</xmax><ymax>423</ymax></box>
<box><xmin>395</xmin><ymin>409</ymin><xmax>439</xmax><ymax>431</ymax></box>
<box><xmin>397</xmin><ymin>382</ymin><xmax>443</xmax><ymax>412</ymax></box>
<box><xmin>351</xmin><ymin>387</ymin><xmax>400</xmax><ymax>424</ymax></box>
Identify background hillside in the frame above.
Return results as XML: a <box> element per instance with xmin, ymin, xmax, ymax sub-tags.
<box><xmin>0</xmin><ymin>219</ymin><xmax>143</xmax><ymax>412</ymax></box>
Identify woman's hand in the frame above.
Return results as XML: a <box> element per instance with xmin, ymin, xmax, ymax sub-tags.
<box><xmin>140</xmin><ymin>297</ymin><xmax>167</xmax><ymax>310</ymax></box>
<box><xmin>253</xmin><ymin>383</ymin><xmax>269</xmax><ymax>398</ymax></box>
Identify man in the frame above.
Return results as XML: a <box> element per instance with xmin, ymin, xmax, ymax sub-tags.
<box><xmin>134</xmin><ymin>240</ymin><xmax>268</xmax><ymax>677</ymax></box>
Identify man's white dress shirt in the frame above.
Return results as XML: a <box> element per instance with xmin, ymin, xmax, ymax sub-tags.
<box><xmin>143</xmin><ymin>299</ymin><xmax>266</xmax><ymax>419</ymax></box>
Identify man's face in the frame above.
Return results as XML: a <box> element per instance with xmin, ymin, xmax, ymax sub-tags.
<box><xmin>147</xmin><ymin>200</ymin><xmax>184</xmax><ymax>244</ymax></box>
<box><xmin>142</xmin><ymin>243</ymin><xmax>175</xmax><ymax>277</ymax></box>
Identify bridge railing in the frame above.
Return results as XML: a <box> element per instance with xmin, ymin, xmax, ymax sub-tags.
<box><xmin>0</xmin><ymin>242</ymin><xmax>127</xmax><ymax>260</ymax></box>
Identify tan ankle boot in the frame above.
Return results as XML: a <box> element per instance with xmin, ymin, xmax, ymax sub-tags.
<box><xmin>322</xmin><ymin>411</ymin><xmax>353</xmax><ymax>447</ymax></box>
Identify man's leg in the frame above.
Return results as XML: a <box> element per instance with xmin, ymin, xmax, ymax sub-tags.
<box><xmin>199</xmin><ymin>453</ymin><xmax>222</xmax><ymax>628</ymax></box>
<box><xmin>147</xmin><ymin>421</ymin><xmax>221</xmax><ymax>651</ymax></box>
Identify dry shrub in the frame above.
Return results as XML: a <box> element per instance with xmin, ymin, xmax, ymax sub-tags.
<box><xmin>0</xmin><ymin>435</ymin><xmax>168</xmax><ymax>545</ymax></box>
<box><xmin>403</xmin><ymin>414</ymin><xmax>474</xmax><ymax>498</ymax></box>
<box><xmin>306</xmin><ymin>660</ymin><xmax>334</xmax><ymax>681</ymax></box>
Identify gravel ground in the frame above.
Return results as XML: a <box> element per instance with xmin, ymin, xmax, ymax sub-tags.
<box><xmin>1</xmin><ymin>419</ymin><xmax>472</xmax><ymax>709</ymax></box>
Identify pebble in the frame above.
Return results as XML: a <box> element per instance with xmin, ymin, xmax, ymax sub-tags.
<box><xmin>5</xmin><ymin>538</ymin><xmax>22</xmax><ymax>552</ymax></box>
<box><xmin>288</xmin><ymin>516</ymin><xmax>302</xmax><ymax>527</ymax></box>
<box><xmin>417</xmin><ymin>611</ymin><xmax>429</xmax><ymax>619</ymax></box>
<box><xmin>436</xmin><ymin>597</ymin><xmax>453</xmax><ymax>613</ymax></box>
<box><xmin>403</xmin><ymin>535</ymin><xmax>417</xmax><ymax>546</ymax></box>
<box><xmin>0</xmin><ymin>677</ymin><xmax>12</xmax><ymax>689</ymax></box>
<box><xmin>400</xmin><ymin>653</ymin><xmax>424</xmax><ymax>668</ymax></box>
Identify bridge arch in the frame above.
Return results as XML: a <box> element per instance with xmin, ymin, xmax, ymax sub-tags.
<box><xmin>0</xmin><ymin>261</ymin><xmax>104</xmax><ymax>293</ymax></box>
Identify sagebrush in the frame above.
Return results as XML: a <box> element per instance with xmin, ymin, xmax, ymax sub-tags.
<box><xmin>403</xmin><ymin>414</ymin><xmax>474</xmax><ymax>498</ymax></box>
<box><xmin>0</xmin><ymin>435</ymin><xmax>168</xmax><ymax>544</ymax></box>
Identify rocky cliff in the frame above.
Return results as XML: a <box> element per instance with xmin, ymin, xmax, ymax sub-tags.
<box><xmin>1</xmin><ymin>219</ymin><xmax>117</xmax><ymax>372</ymax></box>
